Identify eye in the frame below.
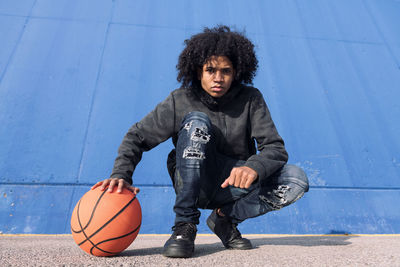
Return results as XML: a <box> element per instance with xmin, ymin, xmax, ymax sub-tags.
<box><xmin>222</xmin><ymin>68</ymin><xmax>233</xmax><ymax>75</ymax></box>
<box><xmin>205</xmin><ymin>67</ymin><xmax>215</xmax><ymax>73</ymax></box>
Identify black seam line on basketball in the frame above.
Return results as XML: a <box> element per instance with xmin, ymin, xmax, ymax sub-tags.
<box><xmin>70</xmin><ymin>198</ymin><xmax>82</xmax><ymax>233</ymax></box>
<box><xmin>71</xmin><ymin>189</ymin><xmax>108</xmax><ymax>234</ymax></box>
<box><xmin>77</xmin><ymin>195</ymin><xmax>137</xmax><ymax>247</ymax></box>
<box><xmin>89</xmin><ymin>222</ymin><xmax>142</xmax><ymax>255</ymax></box>
<box><xmin>75</xmin><ymin>193</ymin><xmax>99</xmax><ymax>252</ymax></box>
<box><xmin>90</xmin><ymin>222</ymin><xmax>142</xmax><ymax>255</ymax></box>
<box><xmin>86</xmin><ymin>196</ymin><xmax>139</xmax><ymax>256</ymax></box>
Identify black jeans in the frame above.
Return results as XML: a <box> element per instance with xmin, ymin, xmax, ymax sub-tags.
<box><xmin>167</xmin><ymin>111</ymin><xmax>309</xmax><ymax>225</ymax></box>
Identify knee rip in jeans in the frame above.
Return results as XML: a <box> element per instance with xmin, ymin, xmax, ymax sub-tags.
<box><xmin>182</xmin><ymin>125</ymin><xmax>210</xmax><ymax>160</ymax></box>
<box><xmin>184</xmin><ymin>121</ymin><xmax>210</xmax><ymax>142</ymax></box>
<box><xmin>183</xmin><ymin>121</ymin><xmax>193</xmax><ymax>131</ymax></box>
<box><xmin>191</xmin><ymin>127</ymin><xmax>210</xmax><ymax>144</ymax></box>
<box><xmin>259</xmin><ymin>185</ymin><xmax>291</xmax><ymax>210</ymax></box>
<box><xmin>183</xmin><ymin>147</ymin><xmax>206</xmax><ymax>159</ymax></box>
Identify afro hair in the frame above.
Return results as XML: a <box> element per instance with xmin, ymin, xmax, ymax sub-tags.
<box><xmin>177</xmin><ymin>25</ymin><xmax>258</xmax><ymax>88</ymax></box>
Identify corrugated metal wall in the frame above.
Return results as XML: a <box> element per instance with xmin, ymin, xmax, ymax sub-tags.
<box><xmin>1</xmin><ymin>0</ymin><xmax>399</xmax><ymax>234</ymax></box>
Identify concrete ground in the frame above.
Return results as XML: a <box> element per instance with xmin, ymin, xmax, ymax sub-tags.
<box><xmin>0</xmin><ymin>234</ymin><xmax>399</xmax><ymax>266</ymax></box>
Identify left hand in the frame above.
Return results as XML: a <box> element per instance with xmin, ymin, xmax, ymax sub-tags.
<box><xmin>221</xmin><ymin>166</ymin><xmax>258</xmax><ymax>189</ymax></box>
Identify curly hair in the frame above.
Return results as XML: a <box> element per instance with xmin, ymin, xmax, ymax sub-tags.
<box><xmin>177</xmin><ymin>25</ymin><xmax>258</xmax><ymax>88</ymax></box>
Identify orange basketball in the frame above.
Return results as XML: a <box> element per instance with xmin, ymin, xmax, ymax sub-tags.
<box><xmin>70</xmin><ymin>186</ymin><xmax>141</xmax><ymax>256</ymax></box>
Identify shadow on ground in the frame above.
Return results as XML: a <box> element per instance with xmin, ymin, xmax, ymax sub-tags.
<box><xmin>120</xmin><ymin>235</ymin><xmax>354</xmax><ymax>258</ymax></box>
<box><xmin>120</xmin><ymin>242</ymin><xmax>225</xmax><ymax>258</ymax></box>
<box><xmin>250</xmin><ymin>235</ymin><xmax>354</xmax><ymax>247</ymax></box>
<box><xmin>120</xmin><ymin>246</ymin><xmax>164</xmax><ymax>257</ymax></box>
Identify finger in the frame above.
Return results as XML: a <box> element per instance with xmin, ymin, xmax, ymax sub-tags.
<box><xmin>233</xmin><ymin>170</ymin><xmax>242</xmax><ymax>188</ymax></box>
<box><xmin>125</xmin><ymin>186</ymin><xmax>134</xmax><ymax>193</ymax></box>
<box><xmin>117</xmin><ymin>179</ymin><xmax>125</xmax><ymax>193</ymax></box>
<box><xmin>91</xmin><ymin>181</ymin><xmax>102</xmax><ymax>190</ymax></box>
<box><xmin>221</xmin><ymin>178</ymin><xmax>230</xmax><ymax>188</ymax></box>
<box><xmin>221</xmin><ymin>170</ymin><xmax>236</xmax><ymax>188</ymax></box>
<box><xmin>244</xmin><ymin>176</ymin><xmax>255</xmax><ymax>188</ymax></box>
<box><xmin>245</xmin><ymin>175</ymin><xmax>258</xmax><ymax>188</ymax></box>
<box><xmin>240</xmin><ymin>175</ymin><xmax>248</xmax><ymax>188</ymax></box>
<box><xmin>99</xmin><ymin>179</ymin><xmax>110</xmax><ymax>191</ymax></box>
<box><xmin>234</xmin><ymin>177</ymin><xmax>241</xmax><ymax>188</ymax></box>
<box><xmin>132</xmin><ymin>187</ymin><xmax>140</xmax><ymax>194</ymax></box>
<box><xmin>227</xmin><ymin>175</ymin><xmax>236</xmax><ymax>187</ymax></box>
<box><xmin>108</xmin><ymin>179</ymin><xmax>117</xmax><ymax>192</ymax></box>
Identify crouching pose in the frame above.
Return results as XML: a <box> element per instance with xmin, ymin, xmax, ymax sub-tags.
<box><xmin>92</xmin><ymin>25</ymin><xmax>309</xmax><ymax>258</ymax></box>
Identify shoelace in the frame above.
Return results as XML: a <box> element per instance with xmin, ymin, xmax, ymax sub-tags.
<box><xmin>172</xmin><ymin>222</ymin><xmax>196</xmax><ymax>239</ymax></box>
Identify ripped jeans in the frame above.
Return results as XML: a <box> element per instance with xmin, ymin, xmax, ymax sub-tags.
<box><xmin>167</xmin><ymin>111</ymin><xmax>309</xmax><ymax>225</ymax></box>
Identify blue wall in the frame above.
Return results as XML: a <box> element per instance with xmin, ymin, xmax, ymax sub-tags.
<box><xmin>1</xmin><ymin>0</ymin><xmax>399</xmax><ymax>234</ymax></box>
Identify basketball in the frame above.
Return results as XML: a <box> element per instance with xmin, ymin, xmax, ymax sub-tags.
<box><xmin>70</xmin><ymin>186</ymin><xmax>142</xmax><ymax>256</ymax></box>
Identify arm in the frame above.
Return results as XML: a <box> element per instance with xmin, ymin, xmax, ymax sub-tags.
<box><xmin>221</xmin><ymin>89</ymin><xmax>288</xmax><ymax>189</ymax></box>
<box><xmin>93</xmin><ymin>93</ymin><xmax>176</xmax><ymax>192</ymax></box>
<box><xmin>244</xmin><ymin>89</ymin><xmax>288</xmax><ymax>181</ymax></box>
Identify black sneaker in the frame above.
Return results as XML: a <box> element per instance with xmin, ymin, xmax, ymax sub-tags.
<box><xmin>206</xmin><ymin>209</ymin><xmax>252</xmax><ymax>250</ymax></box>
<box><xmin>162</xmin><ymin>222</ymin><xmax>197</xmax><ymax>258</ymax></box>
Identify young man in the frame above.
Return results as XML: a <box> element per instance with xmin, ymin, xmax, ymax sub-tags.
<box><xmin>92</xmin><ymin>26</ymin><xmax>309</xmax><ymax>258</ymax></box>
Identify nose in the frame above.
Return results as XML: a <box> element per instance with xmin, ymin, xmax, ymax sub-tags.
<box><xmin>214</xmin><ymin>71</ymin><xmax>224</xmax><ymax>82</ymax></box>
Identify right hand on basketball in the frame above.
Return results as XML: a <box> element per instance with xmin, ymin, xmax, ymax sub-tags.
<box><xmin>91</xmin><ymin>178</ymin><xmax>140</xmax><ymax>194</ymax></box>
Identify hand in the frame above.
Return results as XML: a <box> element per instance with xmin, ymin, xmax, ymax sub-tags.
<box><xmin>91</xmin><ymin>178</ymin><xmax>140</xmax><ymax>194</ymax></box>
<box><xmin>221</xmin><ymin>166</ymin><xmax>258</xmax><ymax>189</ymax></box>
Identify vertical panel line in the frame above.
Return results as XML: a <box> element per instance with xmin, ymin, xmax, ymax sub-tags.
<box><xmin>331</xmin><ymin>0</ymin><xmax>400</xmax><ymax>181</ymax></box>
<box><xmin>363</xmin><ymin>0</ymin><xmax>400</xmax><ymax>68</ymax></box>
<box><xmin>293</xmin><ymin>0</ymin><xmax>356</xmax><ymax>181</ymax></box>
<box><xmin>0</xmin><ymin>0</ymin><xmax>38</xmax><ymax>86</ymax></box>
<box><xmin>76</xmin><ymin>1</ymin><xmax>116</xmax><ymax>184</ymax></box>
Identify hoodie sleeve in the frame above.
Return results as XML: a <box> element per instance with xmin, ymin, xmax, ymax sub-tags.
<box><xmin>244</xmin><ymin>89</ymin><xmax>288</xmax><ymax>181</ymax></box>
<box><xmin>110</xmin><ymin>93</ymin><xmax>176</xmax><ymax>184</ymax></box>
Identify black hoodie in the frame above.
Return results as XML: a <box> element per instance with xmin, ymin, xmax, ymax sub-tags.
<box><xmin>110</xmin><ymin>84</ymin><xmax>288</xmax><ymax>185</ymax></box>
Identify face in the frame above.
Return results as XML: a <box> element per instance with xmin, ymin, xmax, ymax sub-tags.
<box><xmin>198</xmin><ymin>56</ymin><xmax>235</xmax><ymax>98</ymax></box>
